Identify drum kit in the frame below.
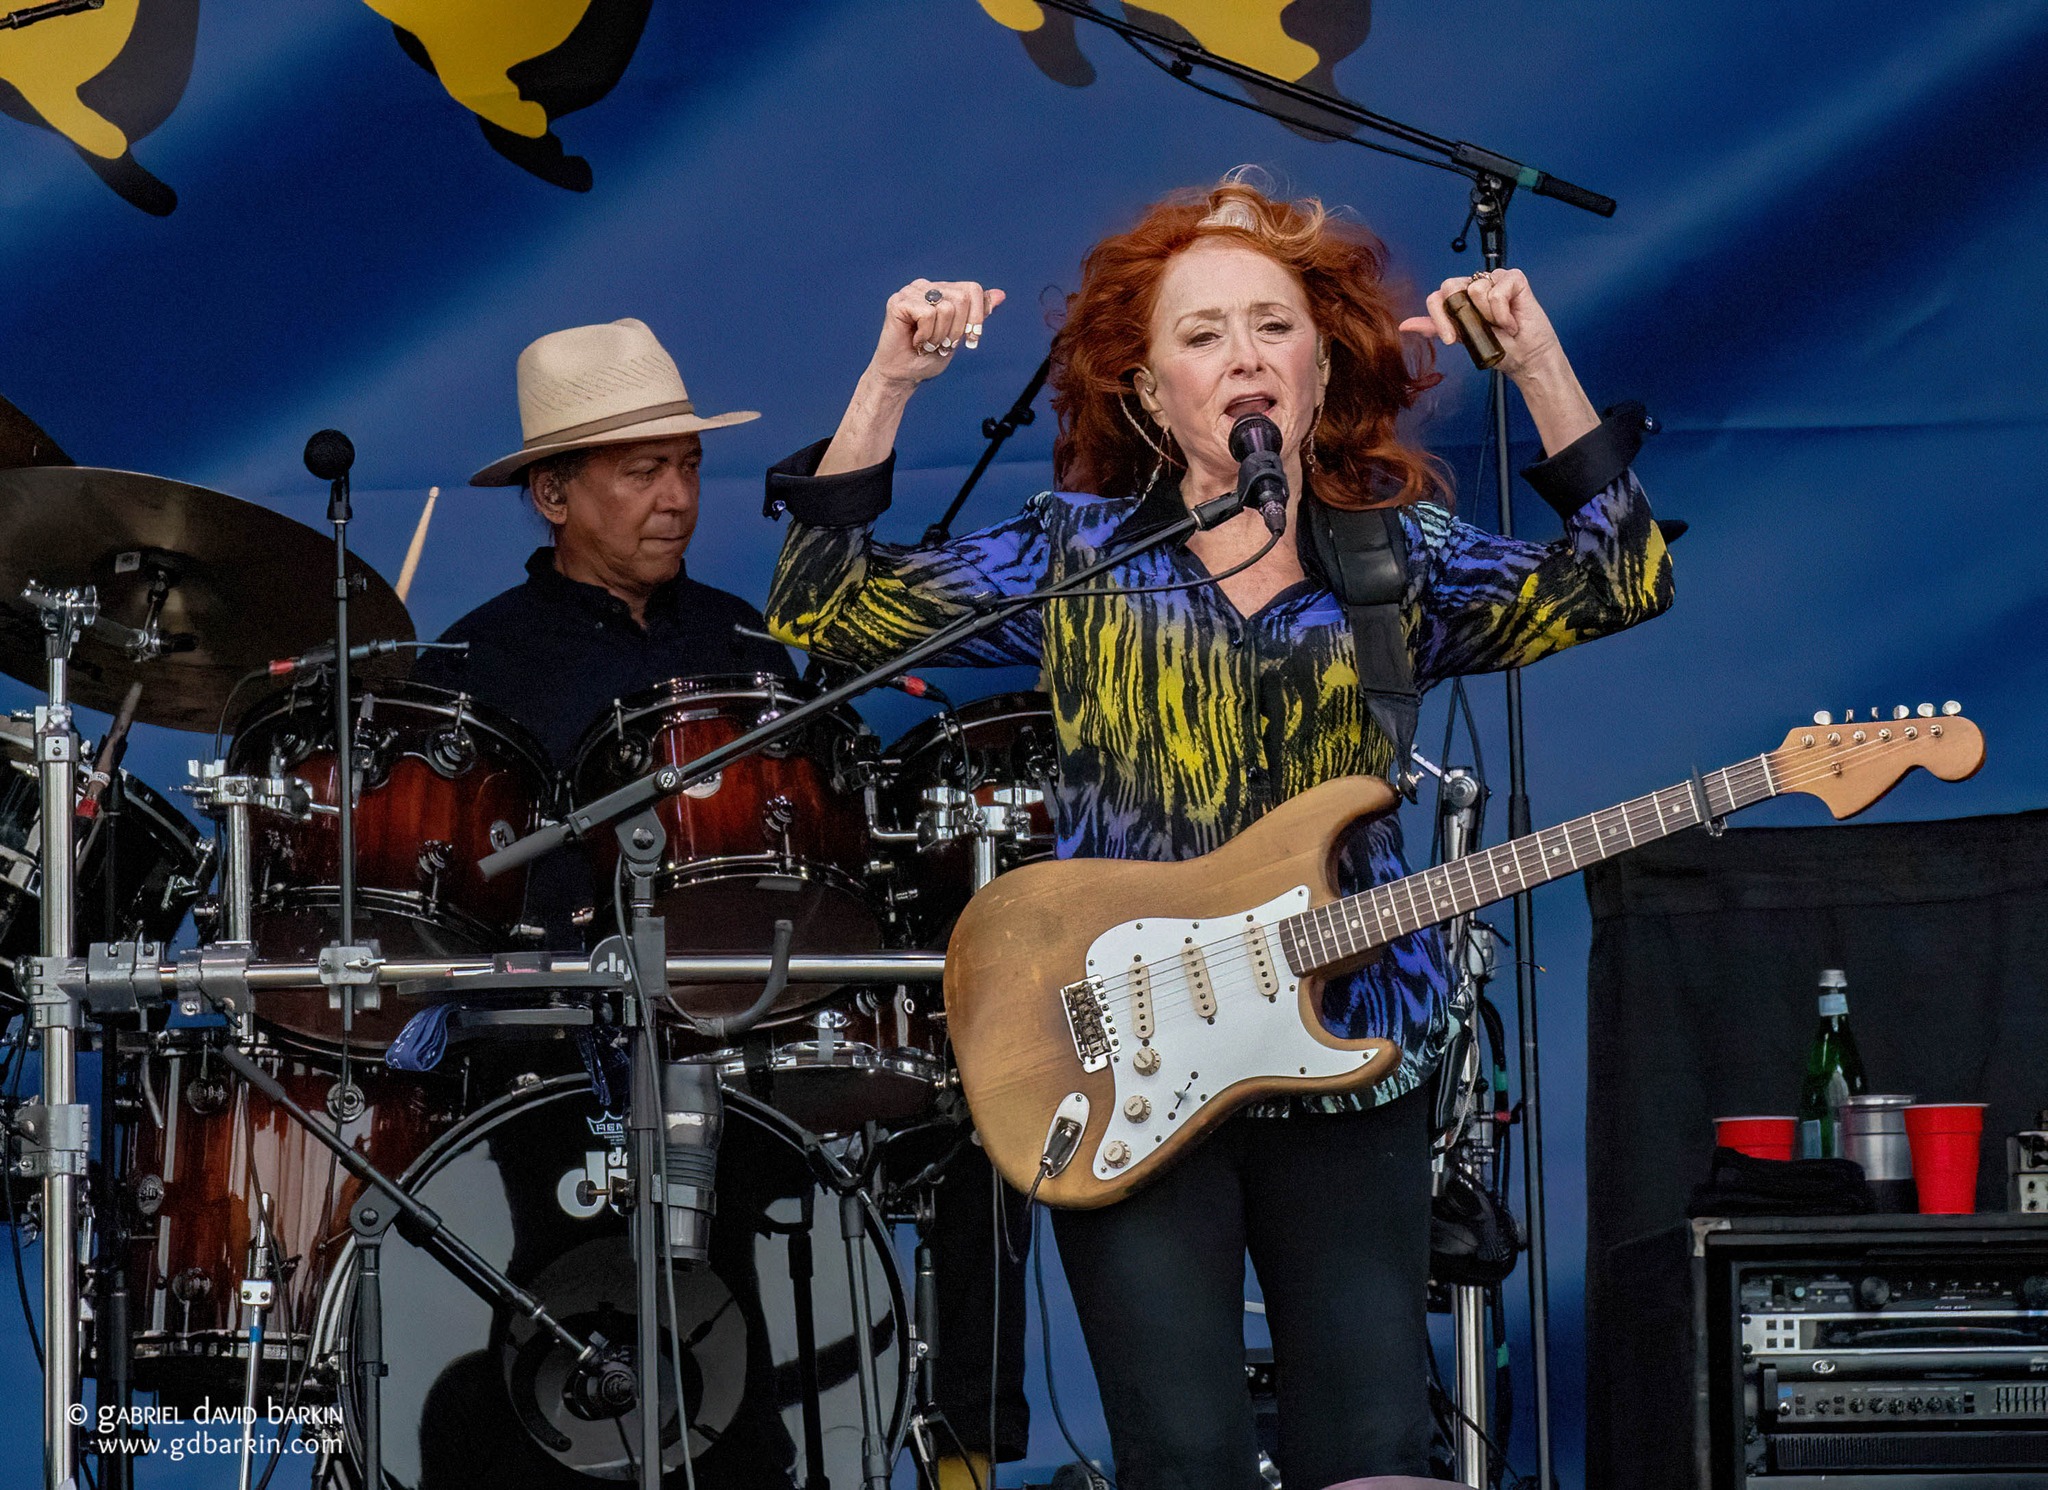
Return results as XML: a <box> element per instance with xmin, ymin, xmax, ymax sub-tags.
<box><xmin>0</xmin><ymin>429</ymin><xmax>1063</xmax><ymax>1489</ymax></box>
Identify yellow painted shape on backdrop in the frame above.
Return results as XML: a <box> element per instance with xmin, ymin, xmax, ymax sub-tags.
<box><xmin>979</xmin><ymin>0</ymin><xmax>1047</xmax><ymax>31</ymax></box>
<box><xmin>0</xmin><ymin>0</ymin><xmax>141</xmax><ymax>159</ymax></box>
<box><xmin>979</xmin><ymin>0</ymin><xmax>1319</xmax><ymax>82</ymax></box>
<box><xmin>363</xmin><ymin>0</ymin><xmax>596</xmax><ymax>138</ymax></box>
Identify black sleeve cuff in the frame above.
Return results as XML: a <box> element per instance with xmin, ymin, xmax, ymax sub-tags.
<box><xmin>763</xmin><ymin>436</ymin><xmax>896</xmax><ymax>526</ymax></box>
<box><xmin>1519</xmin><ymin>399</ymin><xmax>1652</xmax><ymax>520</ymax></box>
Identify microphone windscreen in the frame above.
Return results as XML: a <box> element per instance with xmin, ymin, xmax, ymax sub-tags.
<box><xmin>1228</xmin><ymin>413</ymin><xmax>1282</xmax><ymax>461</ymax></box>
<box><xmin>303</xmin><ymin>429</ymin><xmax>356</xmax><ymax>481</ymax></box>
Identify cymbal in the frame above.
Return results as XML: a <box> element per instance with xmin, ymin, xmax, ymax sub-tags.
<box><xmin>0</xmin><ymin>394</ymin><xmax>71</xmax><ymax>469</ymax></box>
<box><xmin>0</xmin><ymin>467</ymin><xmax>414</xmax><ymax>733</ymax></box>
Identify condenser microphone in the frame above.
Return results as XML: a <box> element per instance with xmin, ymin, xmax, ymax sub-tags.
<box><xmin>660</xmin><ymin>1059</ymin><xmax>724</xmax><ymax>1265</ymax></box>
<box><xmin>303</xmin><ymin>429</ymin><xmax>356</xmax><ymax>483</ymax></box>
<box><xmin>1228</xmin><ymin>413</ymin><xmax>1290</xmax><ymax>535</ymax></box>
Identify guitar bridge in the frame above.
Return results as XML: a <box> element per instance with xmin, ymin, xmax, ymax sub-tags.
<box><xmin>1060</xmin><ymin>977</ymin><xmax>1119</xmax><ymax>1072</ymax></box>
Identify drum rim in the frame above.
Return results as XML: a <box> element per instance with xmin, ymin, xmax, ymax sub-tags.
<box><xmin>230</xmin><ymin>679</ymin><xmax>555</xmax><ymax>785</ymax></box>
<box><xmin>882</xmin><ymin>688</ymin><xmax>1053</xmax><ymax>764</ymax></box>
<box><xmin>307</xmin><ymin>1071</ymin><xmax>913</xmax><ymax>1484</ymax></box>
<box><xmin>567</xmin><ymin>671</ymin><xmax>871</xmax><ymax>779</ymax></box>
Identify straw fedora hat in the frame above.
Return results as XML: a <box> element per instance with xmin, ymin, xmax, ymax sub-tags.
<box><xmin>470</xmin><ymin>317</ymin><xmax>758</xmax><ymax>486</ymax></box>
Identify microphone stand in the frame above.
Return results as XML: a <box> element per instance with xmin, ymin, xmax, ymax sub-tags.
<box><xmin>1468</xmin><ymin>176</ymin><xmax>1561</xmax><ymax>1489</ymax></box>
<box><xmin>922</xmin><ymin>356</ymin><xmax>1051</xmax><ymax>545</ymax></box>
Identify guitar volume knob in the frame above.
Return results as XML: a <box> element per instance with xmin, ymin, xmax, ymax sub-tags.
<box><xmin>1132</xmin><ymin>1047</ymin><xmax>1162</xmax><ymax>1075</ymax></box>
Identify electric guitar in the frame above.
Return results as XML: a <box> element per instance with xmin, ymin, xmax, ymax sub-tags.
<box><xmin>943</xmin><ymin>706</ymin><xmax>1985</xmax><ymax>1208</ymax></box>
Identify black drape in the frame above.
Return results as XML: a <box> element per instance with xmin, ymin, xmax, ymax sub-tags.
<box><xmin>1582</xmin><ymin>807</ymin><xmax>2048</xmax><ymax>1490</ymax></box>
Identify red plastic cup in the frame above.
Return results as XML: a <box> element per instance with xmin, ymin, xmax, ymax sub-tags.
<box><xmin>1715</xmin><ymin>1115</ymin><xmax>1797</xmax><ymax>1161</ymax></box>
<box><xmin>1904</xmin><ymin>1104</ymin><xmax>1988</xmax><ymax>1213</ymax></box>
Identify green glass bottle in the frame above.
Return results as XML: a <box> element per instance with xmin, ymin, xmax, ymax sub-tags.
<box><xmin>1796</xmin><ymin>969</ymin><xmax>1868</xmax><ymax>1158</ymax></box>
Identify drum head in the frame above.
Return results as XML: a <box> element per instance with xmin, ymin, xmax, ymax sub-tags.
<box><xmin>323</xmin><ymin>1077</ymin><xmax>905</xmax><ymax>1488</ymax></box>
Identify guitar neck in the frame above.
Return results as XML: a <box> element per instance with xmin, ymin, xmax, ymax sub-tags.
<box><xmin>1278</xmin><ymin>753</ymin><xmax>1782</xmax><ymax>976</ymax></box>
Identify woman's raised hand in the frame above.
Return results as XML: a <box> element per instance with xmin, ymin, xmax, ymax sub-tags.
<box><xmin>868</xmin><ymin>279</ymin><xmax>1007</xmax><ymax>386</ymax></box>
<box><xmin>1399</xmin><ymin>268</ymin><xmax>1565</xmax><ymax>381</ymax></box>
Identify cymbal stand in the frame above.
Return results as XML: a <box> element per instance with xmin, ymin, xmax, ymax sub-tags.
<box><xmin>19</xmin><ymin>582</ymin><xmax>94</xmax><ymax>1490</ymax></box>
<box><xmin>90</xmin><ymin>767</ymin><xmax>137</xmax><ymax>1490</ymax></box>
<box><xmin>234</xmin><ymin>1195</ymin><xmax>277</xmax><ymax>1490</ymax></box>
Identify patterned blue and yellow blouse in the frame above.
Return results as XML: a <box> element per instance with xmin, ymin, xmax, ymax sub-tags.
<box><xmin>764</xmin><ymin>407</ymin><xmax>1673</xmax><ymax>1106</ymax></box>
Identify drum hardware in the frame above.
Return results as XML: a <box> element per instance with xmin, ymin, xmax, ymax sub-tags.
<box><xmin>1421</xmin><ymin>753</ymin><xmax>1510</xmax><ymax>1490</ymax></box>
<box><xmin>15</xmin><ymin>578</ymin><xmax>97</xmax><ymax>1490</ymax></box>
<box><xmin>233</xmin><ymin>1194</ymin><xmax>277</xmax><ymax>1490</ymax></box>
<box><xmin>918</xmin><ymin>782</ymin><xmax>1046</xmax><ymax>889</ymax></box>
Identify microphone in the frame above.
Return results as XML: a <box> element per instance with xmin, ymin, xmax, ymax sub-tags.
<box><xmin>303</xmin><ymin>429</ymin><xmax>355</xmax><ymax>483</ymax></box>
<box><xmin>1228</xmin><ymin>413</ymin><xmax>1290</xmax><ymax>535</ymax></box>
<box><xmin>660</xmin><ymin>1059</ymin><xmax>723</xmax><ymax>1265</ymax></box>
<box><xmin>264</xmin><ymin>638</ymin><xmax>467</xmax><ymax>678</ymax></box>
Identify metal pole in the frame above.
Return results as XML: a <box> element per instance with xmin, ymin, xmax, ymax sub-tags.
<box><xmin>223</xmin><ymin>795</ymin><xmax>253</xmax><ymax>942</ymax></box>
<box><xmin>1475</xmin><ymin>175</ymin><xmax>1554</xmax><ymax>1488</ymax></box>
<box><xmin>36</xmin><ymin>608</ymin><xmax>84</xmax><ymax>1490</ymax></box>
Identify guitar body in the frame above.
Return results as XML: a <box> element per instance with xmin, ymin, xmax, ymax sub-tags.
<box><xmin>944</xmin><ymin>775</ymin><xmax>1406</xmax><ymax>1208</ymax></box>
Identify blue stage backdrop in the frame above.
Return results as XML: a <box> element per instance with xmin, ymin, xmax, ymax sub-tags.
<box><xmin>3</xmin><ymin>2</ymin><xmax>2045</xmax><ymax>1485</ymax></box>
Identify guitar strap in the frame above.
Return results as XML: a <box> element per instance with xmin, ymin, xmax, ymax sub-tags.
<box><xmin>1303</xmin><ymin>494</ymin><xmax>1418</xmax><ymax>794</ymax></box>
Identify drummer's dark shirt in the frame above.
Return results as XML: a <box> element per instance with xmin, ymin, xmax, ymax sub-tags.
<box><xmin>415</xmin><ymin>546</ymin><xmax>794</xmax><ymax>943</ymax></box>
<box><xmin>415</xmin><ymin>546</ymin><xmax>794</xmax><ymax>763</ymax></box>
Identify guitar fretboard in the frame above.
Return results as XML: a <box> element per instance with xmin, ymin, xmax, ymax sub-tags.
<box><xmin>1275</xmin><ymin>753</ymin><xmax>1780</xmax><ymax>976</ymax></box>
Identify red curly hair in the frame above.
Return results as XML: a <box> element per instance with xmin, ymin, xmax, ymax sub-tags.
<box><xmin>1051</xmin><ymin>175</ymin><xmax>1448</xmax><ymax>511</ymax></box>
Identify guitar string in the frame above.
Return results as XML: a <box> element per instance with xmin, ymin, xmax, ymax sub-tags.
<box><xmin>1083</xmin><ymin>753</ymin><xmax>1782</xmax><ymax>1030</ymax></box>
<box><xmin>1100</xmin><ymin>730</ymin><xmax>1936</xmax><ymax>1042</ymax></box>
<box><xmin>1069</xmin><ymin>729</ymin><xmax>1953</xmax><ymax>1043</ymax></box>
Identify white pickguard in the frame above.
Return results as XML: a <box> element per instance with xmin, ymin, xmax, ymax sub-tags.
<box><xmin>1077</xmin><ymin>886</ymin><xmax>1378</xmax><ymax>1183</ymax></box>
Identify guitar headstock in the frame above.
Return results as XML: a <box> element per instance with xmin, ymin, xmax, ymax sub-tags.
<box><xmin>1775</xmin><ymin>703</ymin><xmax>1985</xmax><ymax>819</ymax></box>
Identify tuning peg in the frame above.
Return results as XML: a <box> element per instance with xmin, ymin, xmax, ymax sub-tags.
<box><xmin>1843</xmin><ymin>709</ymin><xmax>1856</xmax><ymax>722</ymax></box>
<box><xmin>1917</xmin><ymin>703</ymin><xmax>1935</xmax><ymax>717</ymax></box>
<box><xmin>1812</xmin><ymin>710</ymin><xmax>1833</xmax><ymax>726</ymax></box>
<box><xmin>1893</xmin><ymin>706</ymin><xmax>1910</xmax><ymax>720</ymax></box>
<box><xmin>1942</xmin><ymin>700</ymin><xmax>1961</xmax><ymax>715</ymax></box>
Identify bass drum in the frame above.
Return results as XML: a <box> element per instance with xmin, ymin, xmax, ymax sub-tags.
<box><xmin>316</xmin><ymin>1077</ymin><xmax>908</xmax><ymax>1489</ymax></box>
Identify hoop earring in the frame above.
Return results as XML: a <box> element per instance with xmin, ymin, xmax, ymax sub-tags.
<box><xmin>1304</xmin><ymin>408</ymin><xmax>1322</xmax><ymax>472</ymax></box>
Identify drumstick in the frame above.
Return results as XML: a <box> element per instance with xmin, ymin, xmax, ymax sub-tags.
<box><xmin>395</xmin><ymin>486</ymin><xmax>439</xmax><ymax>604</ymax></box>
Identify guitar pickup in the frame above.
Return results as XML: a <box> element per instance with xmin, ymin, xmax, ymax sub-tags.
<box><xmin>1060</xmin><ymin>977</ymin><xmax>1119</xmax><ymax>1072</ymax></box>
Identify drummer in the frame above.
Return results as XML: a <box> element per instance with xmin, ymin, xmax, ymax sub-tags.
<box><xmin>415</xmin><ymin>317</ymin><xmax>794</xmax><ymax>769</ymax></box>
<box><xmin>415</xmin><ymin>318</ymin><xmax>794</xmax><ymax>945</ymax></box>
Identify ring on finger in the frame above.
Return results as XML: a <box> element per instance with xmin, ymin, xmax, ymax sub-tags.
<box><xmin>925</xmin><ymin>288</ymin><xmax>945</xmax><ymax>305</ymax></box>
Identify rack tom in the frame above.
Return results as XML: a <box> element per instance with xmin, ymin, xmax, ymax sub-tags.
<box><xmin>228</xmin><ymin>681</ymin><xmax>554</xmax><ymax>1050</ymax></box>
<box><xmin>883</xmin><ymin>692</ymin><xmax>1058</xmax><ymax>945</ymax></box>
<box><xmin>569</xmin><ymin>674</ymin><xmax>883</xmax><ymax>1022</ymax></box>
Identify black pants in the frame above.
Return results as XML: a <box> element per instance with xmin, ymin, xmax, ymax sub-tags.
<box><xmin>1050</xmin><ymin>1090</ymin><xmax>1433</xmax><ymax>1490</ymax></box>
